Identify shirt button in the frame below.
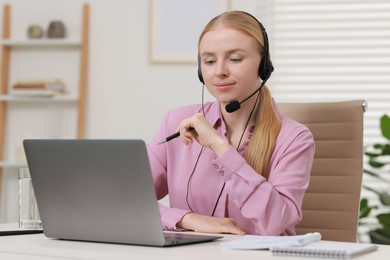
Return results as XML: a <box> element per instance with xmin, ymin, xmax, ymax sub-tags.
<box><xmin>219</xmin><ymin>171</ymin><xmax>224</xmax><ymax>176</ymax></box>
<box><xmin>213</xmin><ymin>164</ymin><xmax>219</xmax><ymax>169</ymax></box>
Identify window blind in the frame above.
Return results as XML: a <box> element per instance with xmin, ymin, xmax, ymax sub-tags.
<box><xmin>255</xmin><ymin>0</ymin><xmax>390</xmax><ymax>240</ymax></box>
<box><xmin>256</xmin><ymin>0</ymin><xmax>390</xmax><ymax>145</ymax></box>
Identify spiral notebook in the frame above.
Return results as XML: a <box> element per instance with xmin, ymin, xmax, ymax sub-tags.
<box><xmin>271</xmin><ymin>240</ymin><xmax>378</xmax><ymax>259</ymax></box>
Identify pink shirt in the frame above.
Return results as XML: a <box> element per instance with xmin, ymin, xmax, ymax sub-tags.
<box><xmin>147</xmin><ymin>100</ymin><xmax>315</xmax><ymax>235</ymax></box>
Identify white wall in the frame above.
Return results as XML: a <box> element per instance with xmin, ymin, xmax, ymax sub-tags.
<box><xmin>86</xmin><ymin>0</ymin><xmax>255</xmax><ymax>140</ymax></box>
<box><xmin>87</xmin><ymin>0</ymin><xmax>200</xmax><ymax>140</ymax></box>
<box><xmin>0</xmin><ymin>0</ymin><xmax>256</xmax><ymax>222</ymax></box>
<box><xmin>0</xmin><ymin>0</ymin><xmax>257</xmax><ymax>140</ymax></box>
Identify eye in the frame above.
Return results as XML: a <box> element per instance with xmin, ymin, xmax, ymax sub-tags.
<box><xmin>204</xmin><ymin>59</ymin><xmax>216</xmax><ymax>65</ymax></box>
<box><xmin>230</xmin><ymin>57</ymin><xmax>242</xmax><ymax>62</ymax></box>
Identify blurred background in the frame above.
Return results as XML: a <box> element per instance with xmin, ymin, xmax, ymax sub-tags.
<box><xmin>0</xmin><ymin>0</ymin><xmax>389</xmax><ymax>243</ymax></box>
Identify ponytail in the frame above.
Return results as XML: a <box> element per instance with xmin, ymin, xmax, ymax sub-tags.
<box><xmin>244</xmin><ymin>86</ymin><xmax>281</xmax><ymax>177</ymax></box>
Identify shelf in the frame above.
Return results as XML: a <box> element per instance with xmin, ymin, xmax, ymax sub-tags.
<box><xmin>0</xmin><ymin>161</ymin><xmax>27</xmax><ymax>169</ymax></box>
<box><xmin>0</xmin><ymin>94</ymin><xmax>78</xmax><ymax>102</ymax></box>
<box><xmin>0</xmin><ymin>39</ymin><xmax>81</xmax><ymax>47</ymax></box>
<box><xmin>0</xmin><ymin>3</ymin><xmax>89</xmax><ymax>179</ymax></box>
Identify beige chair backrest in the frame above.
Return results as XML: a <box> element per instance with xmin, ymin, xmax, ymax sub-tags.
<box><xmin>278</xmin><ymin>100</ymin><xmax>366</xmax><ymax>242</ymax></box>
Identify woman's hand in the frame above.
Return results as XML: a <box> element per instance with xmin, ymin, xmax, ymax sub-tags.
<box><xmin>177</xmin><ymin>212</ymin><xmax>245</xmax><ymax>235</ymax></box>
<box><xmin>179</xmin><ymin>113</ymin><xmax>229</xmax><ymax>156</ymax></box>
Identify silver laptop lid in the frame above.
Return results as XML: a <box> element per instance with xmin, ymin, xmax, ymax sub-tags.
<box><xmin>23</xmin><ymin>139</ymin><xmax>167</xmax><ymax>246</ymax></box>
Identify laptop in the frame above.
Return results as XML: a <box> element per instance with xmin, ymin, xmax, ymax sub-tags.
<box><xmin>23</xmin><ymin>139</ymin><xmax>222</xmax><ymax>246</ymax></box>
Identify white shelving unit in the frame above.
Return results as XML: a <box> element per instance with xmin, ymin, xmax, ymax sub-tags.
<box><xmin>0</xmin><ymin>3</ymin><xmax>89</xmax><ymax>222</ymax></box>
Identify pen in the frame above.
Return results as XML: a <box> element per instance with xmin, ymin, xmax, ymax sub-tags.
<box><xmin>157</xmin><ymin>127</ymin><xmax>194</xmax><ymax>145</ymax></box>
<box><xmin>294</xmin><ymin>232</ymin><xmax>321</xmax><ymax>246</ymax></box>
<box><xmin>157</xmin><ymin>131</ymin><xmax>180</xmax><ymax>145</ymax></box>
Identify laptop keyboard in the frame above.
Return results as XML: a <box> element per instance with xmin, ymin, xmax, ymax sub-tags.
<box><xmin>163</xmin><ymin>231</ymin><xmax>222</xmax><ymax>246</ymax></box>
<box><xmin>164</xmin><ymin>232</ymin><xmax>188</xmax><ymax>244</ymax></box>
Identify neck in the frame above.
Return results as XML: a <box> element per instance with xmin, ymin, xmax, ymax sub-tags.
<box><xmin>221</xmin><ymin>94</ymin><xmax>259</xmax><ymax>139</ymax></box>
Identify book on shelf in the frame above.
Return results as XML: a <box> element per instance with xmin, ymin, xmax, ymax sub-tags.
<box><xmin>10</xmin><ymin>79</ymin><xmax>67</xmax><ymax>97</ymax></box>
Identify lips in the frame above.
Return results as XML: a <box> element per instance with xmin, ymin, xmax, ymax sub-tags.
<box><xmin>215</xmin><ymin>82</ymin><xmax>235</xmax><ymax>90</ymax></box>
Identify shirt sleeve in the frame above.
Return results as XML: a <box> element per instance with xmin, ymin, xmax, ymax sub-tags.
<box><xmin>147</xmin><ymin>109</ymin><xmax>193</xmax><ymax>231</ymax></box>
<box><xmin>148</xmin><ymin>146</ymin><xmax>191</xmax><ymax>231</ymax></box>
<box><xmin>212</xmin><ymin>125</ymin><xmax>315</xmax><ymax>235</ymax></box>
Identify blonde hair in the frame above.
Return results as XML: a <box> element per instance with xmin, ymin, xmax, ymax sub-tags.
<box><xmin>199</xmin><ymin>11</ymin><xmax>281</xmax><ymax>176</ymax></box>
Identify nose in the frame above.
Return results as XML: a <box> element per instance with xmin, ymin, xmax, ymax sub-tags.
<box><xmin>215</xmin><ymin>61</ymin><xmax>229</xmax><ymax>78</ymax></box>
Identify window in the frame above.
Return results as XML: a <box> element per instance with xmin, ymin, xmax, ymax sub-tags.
<box><xmin>256</xmin><ymin>0</ymin><xmax>390</xmax><ymax>145</ymax></box>
<box><xmin>257</xmin><ymin>0</ymin><xmax>390</xmax><ymax>240</ymax></box>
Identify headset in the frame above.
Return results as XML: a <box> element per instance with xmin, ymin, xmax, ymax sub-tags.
<box><xmin>197</xmin><ymin>11</ymin><xmax>274</xmax><ymax>84</ymax></box>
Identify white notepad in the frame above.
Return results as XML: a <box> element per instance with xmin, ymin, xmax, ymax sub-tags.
<box><xmin>220</xmin><ymin>232</ymin><xmax>321</xmax><ymax>250</ymax></box>
<box><xmin>271</xmin><ymin>240</ymin><xmax>378</xmax><ymax>259</ymax></box>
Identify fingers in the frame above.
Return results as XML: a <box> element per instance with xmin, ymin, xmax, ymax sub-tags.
<box><xmin>179</xmin><ymin>124</ymin><xmax>196</xmax><ymax>145</ymax></box>
<box><xmin>177</xmin><ymin>114</ymin><xmax>229</xmax><ymax>155</ymax></box>
<box><xmin>178</xmin><ymin>114</ymin><xmax>206</xmax><ymax>145</ymax></box>
<box><xmin>177</xmin><ymin>213</ymin><xmax>245</xmax><ymax>235</ymax></box>
<box><xmin>179</xmin><ymin>113</ymin><xmax>221</xmax><ymax>146</ymax></box>
<box><xmin>207</xmin><ymin>217</ymin><xmax>245</xmax><ymax>235</ymax></box>
<box><xmin>222</xmin><ymin>218</ymin><xmax>246</xmax><ymax>235</ymax></box>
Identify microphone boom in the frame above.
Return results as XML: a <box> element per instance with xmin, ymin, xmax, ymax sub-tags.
<box><xmin>225</xmin><ymin>81</ymin><xmax>266</xmax><ymax>113</ymax></box>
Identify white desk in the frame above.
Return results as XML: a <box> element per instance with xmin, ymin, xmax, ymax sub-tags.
<box><xmin>1</xmin><ymin>224</ymin><xmax>389</xmax><ymax>260</ymax></box>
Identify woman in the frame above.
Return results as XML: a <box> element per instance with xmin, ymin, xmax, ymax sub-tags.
<box><xmin>147</xmin><ymin>11</ymin><xmax>315</xmax><ymax>236</ymax></box>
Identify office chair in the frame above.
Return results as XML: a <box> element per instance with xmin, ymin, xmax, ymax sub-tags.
<box><xmin>278</xmin><ymin>100</ymin><xmax>366</xmax><ymax>242</ymax></box>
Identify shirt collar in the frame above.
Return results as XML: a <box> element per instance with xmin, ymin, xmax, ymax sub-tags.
<box><xmin>206</xmin><ymin>101</ymin><xmax>223</xmax><ymax>128</ymax></box>
<box><xmin>205</xmin><ymin>98</ymin><xmax>281</xmax><ymax>137</ymax></box>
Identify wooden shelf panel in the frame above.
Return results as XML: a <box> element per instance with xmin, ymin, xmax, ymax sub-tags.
<box><xmin>0</xmin><ymin>161</ymin><xmax>27</xmax><ymax>169</ymax></box>
<box><xmin>0</xmin><ymin>39</ymin><xmax>81</xmax><ymax>47</ymax></box>
<box><xmin>0</xmin><ymin>94</ymin><xmax>78</xmax><ymax>102</ymax></box>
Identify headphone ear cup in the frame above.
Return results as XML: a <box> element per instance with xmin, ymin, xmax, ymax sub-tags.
<box><xmin>197</xmin><ymin>56</ymin><xmax>204</xmax><ymax>84</ymax></box>
<box><xmin>198</xmin><ymin>64</ymin><xmax>204</xmax><ymax>84</ymax></box>
<box><xmin>259</xmin><ymin>57</ymin><xmax>274</xmax><ymax>82</ymax></box>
